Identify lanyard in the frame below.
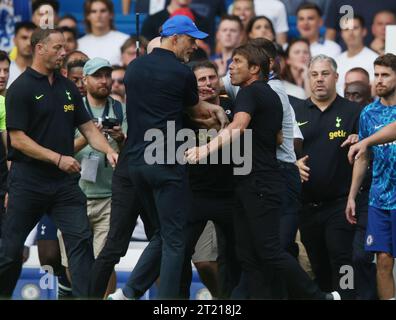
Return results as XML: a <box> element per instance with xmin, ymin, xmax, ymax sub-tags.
<box><xmin>84</xmin><ymin>97</ymin><xmax>110</xmax><ymax>120</ymax></box>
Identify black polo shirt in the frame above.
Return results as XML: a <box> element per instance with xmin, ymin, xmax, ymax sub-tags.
<box><xmin>125</xmin><ymin>48</ymin><xmax>199</xmax><ymax>165</ymax></box>
<box><xmin>234</xmin><ymin>80</ymin><xmax>283</xmax><ymax>180</ymax></box>
<box><xmin>6</xmin><ymin>67</ymin><xmax>91</xmax><ymax>178</ymax></box>
<box><xmin>293</xmin><ymin>95</ymin><xmax>361</xmax><ymax>203</ymax></box>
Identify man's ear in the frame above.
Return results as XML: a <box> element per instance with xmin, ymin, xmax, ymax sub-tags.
<box><xmin>249</xmin><ymin>64</ymin><xmax>260</xmax><ymax>76</ymax></box>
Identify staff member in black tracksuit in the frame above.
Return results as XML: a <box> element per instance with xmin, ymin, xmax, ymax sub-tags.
<box><xmin>294</xmin><ymin>54</ymin><xmax>362</xmax><ymax>300</ymax></box>
<box><xmin>186</xmin><ymin>43</ymin><xmax>338</xmax><ymax>300</ymax></box>
<box><xmin>0</xmin><ymin>28</ymin><xmax>118</xmax><ymax>298</ymax></box>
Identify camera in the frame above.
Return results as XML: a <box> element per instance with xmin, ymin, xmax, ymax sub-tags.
<box><xmin>94</xmin><ymin>116</ymin><xmax>120</xmax><ymax>130</ymax></box>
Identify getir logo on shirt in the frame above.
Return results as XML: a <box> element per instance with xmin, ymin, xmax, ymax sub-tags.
<box><xmin>64</xmin><ymin>104</ymin><xmax>75</xmax><ymax>112</ymax></box>
<box><xmin>329</xmin><ymin>130</ymin><xmax>347</xmax><ymax>140</ymax></box>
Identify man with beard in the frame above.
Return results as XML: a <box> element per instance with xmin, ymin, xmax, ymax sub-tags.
<box><xmin>346</xmin><ymin>53</ymin><xmax>396</xmax><ymax>300</ymax></box>
<box><xmin>0</xmin><ymin>28</ymin><xmax>118</xmax><ymax>298</ymax></box>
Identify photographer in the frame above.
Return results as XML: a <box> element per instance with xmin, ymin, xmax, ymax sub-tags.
<box><xmin>59</xmin><ymin>58</ymin><xmax>126</xmax><ymax>298</ymax></box>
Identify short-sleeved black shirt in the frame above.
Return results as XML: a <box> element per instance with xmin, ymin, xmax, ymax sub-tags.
<box><xmin>293</xmin><ymin>95</ymin><xmax>361</xmax><ymax>203</ymax></box>
<box><xmin>234</xmin><ymin>81</ymin><xmax>283</xmax><ymax>179</ymax></box>
<box><xmin>125</xmin><ymin>48</ymin><xmax>199</xmax><ymax>165</ymax></box>
<box><xmin>6</xmin><ymin>67</ymin><xmax>91</xmax><ymax>177</ymax></box>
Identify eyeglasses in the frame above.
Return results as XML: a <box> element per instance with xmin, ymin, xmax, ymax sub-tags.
<box><xmin>112</xmin><ymin>78</ymin><xmax>124</xmax><ymax>85</ymax></box>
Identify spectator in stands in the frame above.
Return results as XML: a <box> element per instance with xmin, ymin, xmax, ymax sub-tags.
<box><xmin>67</xmin><ymin>59</ymin><xmax>88</xmax><ymax>97</ymax></box>
<box><xmin>280</xmin><ymin>38</ymin><xmax>311</xmax><ymax>99</ymax></box>
<box><xmin>324</xmin><ymin>0</ymin><xmax>396</xmax><ymax>47</ymax></box>
<box><xmin>336</xmin><ymin>16</ymin><xmax>378</xmax><ymax>96</ymax></box>
<box><xmin>78</xmin><ymin>0</ymin><xmax>129</xmax><ymax>65</ymax></box>
<box><xmin>296</xmin><ymin>3</ymin><xmax>341</xmax><ymax>60</ymax></box>
<box><xmin>60</xmin><ymin>26</ymin><xmax>78</xmax><ymax>54</ymax></box>
<box><xmin>58</xmin><ymin>14</ymin><xmax>79</xmax><ymax>30</ymax></box>
<box><xmin>141</xmin><ymin>0</ymin><xmax>210</xmax><ymax>43</ymax></box>
<box><xmin>345</xmin><ymin>67</ymin><xmax>370</xmax><ymax>87</ymax></box>
<box><xmin>60</xmin><ymin>50</ymin><xmax>89</xmax><ymax>77</ymax></box>
<box><xmin>370</xmin><ymin>10</ymin><xmax>396</xmax><ymax>55</ymax></box>
<box><xmin>190</xmin><ymin>0</ymin><xmax>227</xmax><ymax>49</ymax></box>
<box><xmin>31</xmin><ymin>0</ymin><xmax>60</xmax><ymax>28</ymax></box>
<box><xmin>344</xmin><ymin>81</ymin><xmax>373</xmax><ymax>108</ymax></box>
<box><xmin>8</xmin><ymin>22</ymin><xmax>36</xmax><ymax>88</ymax></box>
<box><xmin>231</xmin><ymin>0</ymin><xmax>255</xmax><ymax>30</ymax></box>
<box><xmin>111</xmin><ymin>65</ymin><xmax>126</xmax><ymax>104</ymax></box>
<box><xmin>280</xmin><ymin>0</ymin><xmax>331</xmax><ymax>18</ymax></box>
<box><xmin>120</xmin><ymin>36</ymin><xmax>148</xmax><ymax>67</ymax></box>
<box><xmin>246</xmin><ymin>16</ymin><xmax>276</xmax><ymax>42</ymax></box>
<box><xmin>253</xmin><ymin>0</ymin><xmax>289</xmax><ymax>46</ymax></box>
<box><xmin>211</xmin><ymin>15</ymin><xmax>243</xmax><ymax>77</ymax></box>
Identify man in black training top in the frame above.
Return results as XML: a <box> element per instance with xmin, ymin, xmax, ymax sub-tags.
<box><xmin>0</xmin><ymin>28</ymin><xmax>118</xmax><ymax>298</ymax></box>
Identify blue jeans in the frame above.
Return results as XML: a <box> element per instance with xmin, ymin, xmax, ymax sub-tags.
<box><xmin>0</xmin><ymin>163</ymin><xmax>94</xmax><ymax>298</ymax></box>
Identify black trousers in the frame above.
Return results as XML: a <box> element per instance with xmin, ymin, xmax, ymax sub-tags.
<box><xmin>180</xmin><ymin>193</ymin><xmax>241</xmax><ymax>299</ymax></box>
<box><xmin>233</xmin><ymin>173</ymin><xmax>325</xmax><ymax>299</ymax></box>
<box><xmin>299</xmin><ymin>196</ymin><xmax>356</xmax><ymax>299</ymax></box>
<box><xmin>89</xmin><ymin>169</ymin><xmax>154</xmax><ymax>298</ymax></box>
<box><xmin>124</xmin><ymin>164</ymin><xmax>190</xmax><ymax>299</ymax></box>
<box><xmin>0</xmin><ymin>163</ymin><xmax>94</xmax><ymax>298</ymax></box>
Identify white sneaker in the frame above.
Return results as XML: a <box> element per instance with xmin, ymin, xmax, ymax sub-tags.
<box><xmin>331</xmin><ymin>291</ymin><xmax>341</xmax><ymax>300</ymax></box>
<box><xmin>107</xmin><ymin>288</ymin><xmax>130</xmax><ymax>300</ymax></box>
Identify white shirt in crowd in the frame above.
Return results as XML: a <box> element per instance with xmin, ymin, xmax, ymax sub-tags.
<box><xmin>281</xmin><ymin>80</ymin><xmax>307</xmax><ymax>100</ymax></box>
<box><xmin>254</xmin><ymin>0</ymin><xmax>289</xmax><ymax>34</ymax></box>
<box><xmin>310</xmin><ymin>39</ymin><xmax>342</xmax><ymax>60</ymax></box>
<box><xmin>335</xmin><ymin>46</ymin><xmax>378</xmax><ymax>96</ymax></box>
<box><xmin>7</xmin><ymin>61</ymin><xmax>23</xmax><ymax>88</ymax></box>
<box><xmin>78</xmin><ymin>30</ymin><xmax>130</xmax><ymax>65</ymax></box>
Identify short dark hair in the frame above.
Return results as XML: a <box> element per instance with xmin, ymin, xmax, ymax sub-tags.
<box><xmin>248</xmin><ymin>38</ymin><xmax>280</xmax><ymax>74</ymax></box>
<box><xmin>30</xmin><ymin>27</ymin><xmax>63</xmax><ymax>51</ymax></box>
<box><xmin>219</xmin><ymin>14</ymin><xmax>244</xmax><ymax>31</ymax></box>
<box><xmin>67</xmin><ymin>59</ymin><xmax>87</xmax><ymax>73</ymax></box>
<box><xmin>246</xmin><ymin>16</ymin><xmax>276</xmax><ymax>40</ymax></box>
<box><xmin>62</xmin><ymin>50</ymin><xmax>89</xmax><ymax>69</ymax></box>
<box><xmin>233</xmin><ymin>43</ymin><xmax>270</xmax><ymax>81</ymax></box>
<box><xmin>59</xmin><ymin>26</ymin><xmax>78</xmax><ymax>40</ymax></box>
<box><xmin>59</xmin><ymin>14</ymin><xmax>78</xmax><ymax>24</ymax></box>
<box><xmin>374</xmin><ymin>53</ymin><xmax>396</xmax><ymax>73</ymax></box>
<box><xmin>84</xmin><ymin>0</ymin><xmax>115</xmax><ymax>34</ymax></box>
<box><xmin>0</xmin><ymin>50</ymin><xmax>10</xmax><ymax>66</ymax></box>
<box><xmin>296</xmin><ymin>2</ymin><xmax>322</xmax><ymax>16</ymax></box>
<box><xmin>285</xmin><ymin>38</ymin><xmax>310</xmax><ymax>58</ymax></box>
<box><xmin>121</xmin><ymin>36</ymin><xmax>148</xmax><ymax>54</ymax></box>
<box><xmin>346</xmin><ymin>67</ymin><xmax>370</xmax><ymax>79</ymax></box>
<box><xmin>32</xmin><ymin>0</ymin><xmax>60</xmax><ymax>14</ymax></box>
<box><xmin>190</xmin><ymin>60</ymin><xmax>218</xmax><ymax>75</ymax></box>
<box><xmin>15</xmin><ymin>21</ymin><xmax>37</xmax><ymax>35</ymax></box>
<box><xmin>353</xmin><ymin>15</ymin><xmax>366</xmax><ymax>28</ymax></box>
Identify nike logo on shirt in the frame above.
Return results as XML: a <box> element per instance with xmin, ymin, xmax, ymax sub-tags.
<box><xmin>298</xmin><ymin>121</ymin><xmax>309</xmax><ymax>127</ymax></box>
<box><xmin>35</xmin><ymin>94</ymin><xmax>44</xmax><ymax>100</ymax></box>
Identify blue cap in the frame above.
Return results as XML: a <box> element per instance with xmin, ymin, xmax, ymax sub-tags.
<box><xmin>160</xmin><ymin>15</ymin><xmax>208</xmax><ymax>39</ymax></box>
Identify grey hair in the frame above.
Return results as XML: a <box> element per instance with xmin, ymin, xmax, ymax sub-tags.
<box><xmin>308</xmin><ymin>54</ymin><xmax>338</xmax><ymax>72</ymax></box>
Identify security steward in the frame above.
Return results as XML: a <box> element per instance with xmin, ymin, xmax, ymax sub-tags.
<box><xmin>294</xmin><ymin>54</ymin><xmax>362</xmax><ymax>299</ymax></box>
<box><xmin>0</xmin><ymin>28</ymin><xmax>118</xmax><ymax>298</ymax></box>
